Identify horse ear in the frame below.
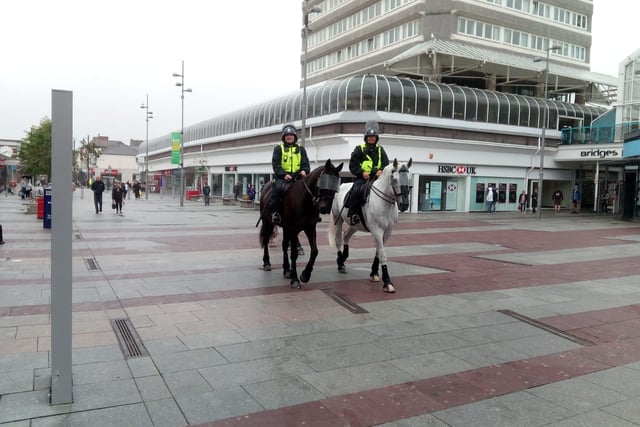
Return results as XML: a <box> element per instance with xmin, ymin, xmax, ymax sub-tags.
<box><xmin>336</xmin><ymin>162</ymin><xmax>344</xmax><ymax>172</ymax></box>
<box><xmin>325</xmin><ymin>159</ymin><xmax>331</xmax><ymax>168</ymax></box>
<box><xmin>393</xmin><ymin>158</ymin><xmax>398</xmax><ymax>168</ymax></box>
<box><xmin>407</xmin><ymin>158</ymin><xmax>412</xmax><ymax>168</ymax></box>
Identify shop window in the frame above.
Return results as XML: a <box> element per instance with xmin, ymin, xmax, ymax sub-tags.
<box><xmin>476</xmin><ymin>183</ymin><xmax>486</xmax><ymax>203</ymax></box>
<box><xmin>509</xmin><ymin>183</ymin><xmax>517</xmax><ymax>203</ymax></box>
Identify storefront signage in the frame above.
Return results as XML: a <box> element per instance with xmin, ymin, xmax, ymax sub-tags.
<box><xmin>580</xmin><ymin>148</ymin><xmax>620</xmax><ymax>159</ymax></box>
<box><xmin>225</xmin><ymin>166</ymin><xmax>238</xmax><ymax>172</ymax></box>
<box><xmin>437</xmin><ymin>165</ymin><xmax>477</xmax><ymax>175</ymax></box>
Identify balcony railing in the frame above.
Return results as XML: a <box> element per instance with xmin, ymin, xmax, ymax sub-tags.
<box><xmin>560</xmin><ymin>121</ymin><xmax>640</xmax><ymax>145</ymax></box>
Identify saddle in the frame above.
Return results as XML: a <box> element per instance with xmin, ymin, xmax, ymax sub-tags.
<box><xmin>344</xmin><ymin>180</ymin><xmax>374</xmax><ymax>228</ymax></box>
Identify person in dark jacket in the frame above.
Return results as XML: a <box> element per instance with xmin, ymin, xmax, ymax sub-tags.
<box><xmin>346</xmin><ymin>121</ymin><xmax>390</xmax><ymax>225</ymax></box>
<box><xmin>203</xmin><ymin>183</ymin><xmax>211</xmax><ymax>206</ymax></box>
<box><xmin>90</xmin><ymin>176</ymin><xmax>106</xmax><ymax>214</ymax></box>
<box><xmin>112</xmin><ymin>181</ymin><xmax>125</xmax><ymax>216</ymax></box>
<box><xmin>269</xmin><ymin>124</ymin><xmax>310</xmax><ymax>224</ymax></box>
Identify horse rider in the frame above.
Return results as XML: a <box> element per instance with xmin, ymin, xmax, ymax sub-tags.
<box><xmin>269</xmin><ymin>123</ymin><xmax>310</xmax><ymax>225</ymax></box>
<box><xmin>347</xmin><ymin>121</ymin><xmax>390</xmax><ymax>225</ymax></box>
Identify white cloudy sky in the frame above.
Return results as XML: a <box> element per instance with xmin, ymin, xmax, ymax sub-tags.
<box><xmin>0</xmin><ymin>0</ymin><xmax>637</xmax><ymax>143</ymax></box>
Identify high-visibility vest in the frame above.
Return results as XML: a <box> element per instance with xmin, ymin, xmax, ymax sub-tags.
<box><xmin>359</xmin><ymin>143</ymin><xmax>382</xmax><ymax>174</ymax></box>
<box><xmin>280</xmin><ymin>143</ymin><xmax>302</xmax><ymax>173</ymax></box>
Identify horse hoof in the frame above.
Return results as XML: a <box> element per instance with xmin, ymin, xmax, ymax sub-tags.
<box><xmin>338</xmin><ymin>266</ymin><xmax>347</xmax><ymax>274</ymax></box>
<box><xmin>283</xmin><ymin>271</ymin><xmax>291</xmax><ymax>279</ymax></box>
<box><xmin>370</xmin><ymin>274</ymin><xmax>381</xmax><ymax>282</ymax></box>
<box><xmin>290</xmin><ymin>281</ymin><xmax>302</xmax><ymax>289</ymax></box>
<box><xmin>263</xmin><ymin>264</ymin><xmax>271</xmax><ymax>271</ymax></box>
<box><xmin>383</xmin><ymin>283</ymin><xmax>396</xmax><ymax>293</ymax></box>
<box><xmin>300</xmin><ymin>272</ymin><xmax>310</xmax><ymax>283</ymax></box>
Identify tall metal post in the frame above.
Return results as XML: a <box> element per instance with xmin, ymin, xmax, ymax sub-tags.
<box><xmin>300</xmin><ymin>2</ymin><xmax>321</xmax><ymax>147</ymax></box>
<box><xmin>140</xmin><ymin>95</ymin><xmax>152</xmax><ymax>199</ymax></box>
<box><xmin>173</xmin><ymin>60</ymin><xmax>191</xmax><ymax>207</ymax></box>
<box><xmin>536</xmin><ymin>45</ymin><xmax>560</xmax><ymax>220</ymax></box>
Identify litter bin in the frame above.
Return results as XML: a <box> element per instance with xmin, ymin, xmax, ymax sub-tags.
<box><xmin>43</xmin><ymin>187</ymin><xmax>52</xmax><ymax>229</ymax></box>
<box><xmin>36</xmin><ymin>196</ymin><xmax>45</xmax><ymax>219</ymax></box>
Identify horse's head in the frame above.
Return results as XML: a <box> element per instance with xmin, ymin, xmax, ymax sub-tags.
<box><xmin>389</xmin><ymin>158</ymin><xmax>412</xmax><ymax>212</ymax></box>
<box><xmin>315</xmin><ymin>159</ymin><xmax>343</xmax><ymax>213</ymax></box>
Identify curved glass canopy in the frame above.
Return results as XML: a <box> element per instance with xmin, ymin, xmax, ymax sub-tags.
<box><xmin>143</xmin><ymin>74</ymin><xmax>605</xmax><ymax>153</ymax></box>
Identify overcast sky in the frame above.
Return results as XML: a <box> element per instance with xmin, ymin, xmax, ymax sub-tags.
<box><xmin>0</xmin><ymin>0</ymin><xmax>637</xmax><ymax>144</ymax></box>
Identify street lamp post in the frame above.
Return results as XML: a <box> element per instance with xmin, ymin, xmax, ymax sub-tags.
<box><xmin>300</xmin><ymin>1</ymin><xmax>321</xmax><ymax>147</ymax></box>
<box><xmin>173</xmin><ymin>60</ymin><xmax>192</xmax><ymax>207</ymax></box>
<box><xmin>534</xmin><ymin>45</ymin><xmax>561</xmax><ymax>220</ymax></box>
<box><xmin>140</xmin><ymin>95</ymin><xmax>153</xmax><ymax>200</ymax></box>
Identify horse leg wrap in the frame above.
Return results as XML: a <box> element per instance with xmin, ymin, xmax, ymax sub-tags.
<box><xmin>381</xmin><ymin>264</ymin><xmax>391</xmax><ymax>285</ymax></box>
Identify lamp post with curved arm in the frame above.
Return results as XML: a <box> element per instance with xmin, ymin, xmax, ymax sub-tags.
<box><xmin>533</xmin><ymin>45</ymin><xmax>561</xmax><ymax>220</ymax></box>
<box><xmin>140</xmin><ymin>95</ymin><xmax>153</xmax><ymax>200</ymax></box>
<box><xmin>300</xmin><ymin>2</ymin><xmax>321</xmax><ymax>147</ymax></box>
<box><xmin>173</xmin><ymin>60</ymin><xmax>192</xmax><ymax>207</ymax></box>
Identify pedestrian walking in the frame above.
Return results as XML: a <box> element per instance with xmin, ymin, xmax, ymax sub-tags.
<box><xmin>203</xmin><ymin>183</ymin><xmax>211</xmax><ymax>206</ymax></box>
<box><xmin>112</xmin><ymin>181</ymin><xmax>125</xmax><ymax>216</ymax></box>
<box><xmin>90</xmin><ymin>176</ymin><xmax>106</xmax><ymax>214</ymax></box>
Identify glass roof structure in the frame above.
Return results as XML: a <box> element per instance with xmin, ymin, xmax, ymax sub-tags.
<box><xmin>143</xmin><ymin>74</ymin><xmax>605</xmax><ymax>154</ymax></box>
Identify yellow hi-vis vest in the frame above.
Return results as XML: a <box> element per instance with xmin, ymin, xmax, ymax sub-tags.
<box><xmin>280</xmin><ymin>144</ymin><xmax>302</xmax><ymax>173</ymax></box>
<box><xmin>359</xmin><ymin>143</ymin><xmax>382</xmax><ymax>174</ymax></box>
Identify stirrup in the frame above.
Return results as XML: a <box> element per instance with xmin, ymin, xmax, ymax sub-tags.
<box><xmin>350</xmin><ymin>214</ymin><xmax>360</xmax><ymax>226</ymax></box>
<box><xmin>271</xmin><ymin>212</ymin><xmax>281</xmax><ymax>224</ymax></box>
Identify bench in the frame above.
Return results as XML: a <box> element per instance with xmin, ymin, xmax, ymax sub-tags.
<box><xmin>239</xmin><ymin>200</ymin><xmax>254</xmax><ymax>208</ymax></box>
<box><xmin>222</xmin><ymin>198</ymin><xmax>236</xmax><ymax>206</ymax></box>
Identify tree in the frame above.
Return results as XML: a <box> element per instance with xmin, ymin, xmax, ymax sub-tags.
<box><xmin>18</xmin><ymin>117</ymin><xmax>51</xmax><ymax>180</ymax></box>
<box><xmin>75</xmin><ymin>137</ymin><xmax>100</xmax><ymax>186</ymax></box>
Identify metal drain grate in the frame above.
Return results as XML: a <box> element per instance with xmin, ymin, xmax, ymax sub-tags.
<box><xmin>322</xmin><ymin>289</ymin><xmax>369</xmax><ymax>314</ymax></box>
<box><xmin>497</xmin><ymin>309</ymin><xmax>594</xmax><ymax>346</ymax></box>
<box><xmin>111</xmin><ymin>318</ymin><xmax>149</xmax><ymax>358</ymax></box>
<box><xmin>84</xmin><ymin>257</ymin><xmax>100</xmax><ymax>271</ymax></box>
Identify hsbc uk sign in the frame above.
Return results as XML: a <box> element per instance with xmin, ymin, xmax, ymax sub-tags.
<box><xmin>437</xmin><ymin>165</ymin><xmax>477</xmax><ymax>175</ymax></box>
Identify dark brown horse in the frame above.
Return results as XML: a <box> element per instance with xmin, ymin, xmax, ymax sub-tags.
<box><xmin>259</xmin><ymin>159</ymin><xmax>343</xmax><ymax>288</ymax></box>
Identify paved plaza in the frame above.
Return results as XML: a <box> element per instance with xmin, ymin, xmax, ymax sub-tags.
<box><xmin>2</xmin><ymin>190</ymin><xmax>640</xmax><ymax>426</ymax></box>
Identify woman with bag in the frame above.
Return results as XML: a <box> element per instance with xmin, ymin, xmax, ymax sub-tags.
<box><xmin>112</xmin><ymin>181</ymin><xmax>125</xmax><ymax>216</ymax></box>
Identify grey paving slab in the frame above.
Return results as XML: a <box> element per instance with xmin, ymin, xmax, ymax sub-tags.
<box><xmin>544</xmin><ymin>410</ymin><xmax>639</xmax><ymax>427</ymax></box>
<box><xmin>134</xmin><ymin>375</ymin><xmax>172</xmax><ymax>401</ymax></box>
<box><xmin>433</xmin><ymin>391</ymin><xmax>576</xmax><ymax>427</ymax></box>
<box><xmin>388</xmin><ymin>351</ymin><xmax>477</xmax><ymax>379</ymax></box>
<box><xmin>126</xmin><ymin>356</ymin><xmax>159</xmax><ymax>378</ymax></box>
<box><xmin>501</xmin><ymin>333</ymin><xmax>582</xmax><ymax>358</ymax></box>
<box><xmin>215</xmin><ymin>337</ymin><xmax>296</xmax><ymax>363</ymax></box>
<box><xmin>449</xmin><ymin>320</ymin><xmax>547</xmax><ymax>346</ymax></box>
<box><xmin>0</xmin><ymin>369</ymin><xmax>34</xmax><ymax>395</ymax></box>
<box><xmin>601</xmin><ymin>396</ymin><xmax>640</xmax><ymax>424</ymax></box>
<box><xmin>144</xmin><ymin>398</ymin><xmax>187</xmax><ymax>427</ymax></box>
<box><xmin>71</xmin><ymin>360</ymin><xmax>131</xmax><ymax>385</ymax></box>
<box><xmin>178</xmin><ymin>329</ymin><xmax>248</xmax><ymax>350</ymax></box>
<box><xmin>162</xmin><ymin>370</ymin><xmax>214</xmax><ymax>397</ymax></box>
<box><xmin>289</xmin><ymin>326</ymin><xmax>381</xmax><ymax>352</ymax></box>
<box><xmin>198</xmin><ymin>355</ymin><xmax>314</xmax><ymax>389</ymax></box>
<box><xmin>480</xmin><ymin>243</ymin><xmax>640</xmax><ymax>266</ymax></box>
<box><xmin>446</xmin><ymin>341</ymin><xmax>531</xmax><ymax>366</ymax></box>
<box><xmin>144</xmin><ymin>337</ymin><xmax>189</xmax><ymax>355</ymax></box>
<box><xmin>373</xmin><ymin>331</ymin><xmax>473</xmax><ymax>359</ymax></box>
<box><xmin>0</xmin><ymin>352</ymin><xmax>49</xmax><ymax>373</ymax></box>
<box><xmin>30</xmin><ymin>403</ymin><xmax>153</xmax><ymax>427</ymax></box>
<box><xmin>174</xmin><ymin>386</ymin><xmax>264</xmax><ymax>425</ymax></box>
<box><xmin>152</xmin><ymin>348</ymin><xmax>227</xmax><ymax>373</ymax></box>
<box><xmin>243</xmin><ymin>376</ymin><xmax>326</xmax><ymax>410</ymax></box>
<box><xmin>301</xmin><ymin>361</ymin><xmax>416</xmax><ymax>397</ymax></box>
<box><xmin>528</xmin><ymin>377</ymin><xmax>630</xmax><ymax>414</ymax></box>
<box><xmin>296</xmin><ymin>342</ymin><xmax>394</xmax><ymax>371</ymax></box>
<box><xmin>377</xmin><ymin>414</ymin><xmax>450</xmax><ymax>426</ymax></box>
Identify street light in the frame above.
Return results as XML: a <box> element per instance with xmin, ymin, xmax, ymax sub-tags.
<box><xmin>300</xmin><ymin>1</ymin><xmax>322</xmax><ymax>147</ymax></box>
<box><xmin>172</xmin><ymin>60</ymin><xmax>192</xmax><ymax>207</ymax></box>
<box><xmin>140</xmin><ymin>94</ymin><xmax>153</xmax><ymax>200</ymax></box>
<box><xmin>533</xmin><ymin>45</ymin><xmax>561</xmax><ymax>220</ymax></box>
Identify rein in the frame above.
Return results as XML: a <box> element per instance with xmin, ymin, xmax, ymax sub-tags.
<box><xmin>370</xmin><ymin>174</ymin><xmax>398</xmax><ymax>205</ymax></box>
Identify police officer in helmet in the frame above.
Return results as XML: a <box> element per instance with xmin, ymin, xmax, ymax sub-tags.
<box><xmin>269</xmin><ymin>124</ymin><xmax>310</xmax><ymax>224</ymax></box>
<box><xmin>347</xmin><ymin>121</ymin><xmax>389</xmax><ymax>225</ymax></box>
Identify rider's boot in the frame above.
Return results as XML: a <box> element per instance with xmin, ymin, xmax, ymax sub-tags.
<box><xmin>271</xmin><ymin>211</ymin><xmax>281</xmax><ymax>225</ymax></box>
<box><xmin>347</xmin><ymin>208</ymin><xmax>359</xmax><ymax>225</ymax></box>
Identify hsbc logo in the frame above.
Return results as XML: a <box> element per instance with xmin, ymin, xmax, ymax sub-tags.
<box><xmin>438</xmin><ymin>165</ymin><xmax>477</xmax><ymax>175</ymax></box>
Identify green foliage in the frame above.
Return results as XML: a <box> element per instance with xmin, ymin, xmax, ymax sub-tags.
<box><xmin>18</xmin><ymin>117</ymin><xmax>51</xmax><ymax>179</ymax></box>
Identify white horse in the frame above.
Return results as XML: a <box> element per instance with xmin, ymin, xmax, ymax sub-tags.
<box><xmin>328</xmin><ymin>158</ymin><xmax>412</xmax><ymax>293</ymax></box>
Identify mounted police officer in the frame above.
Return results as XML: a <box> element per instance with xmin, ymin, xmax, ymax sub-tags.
<box><xmin>347</xmin><ymin>121</ymin><xmax>389</xmax><ymax>225</ymax></box>
<box><xmin>269</xmin><ymin>124</ymin><xmax>310</xmax><ymax>224</ymax></box>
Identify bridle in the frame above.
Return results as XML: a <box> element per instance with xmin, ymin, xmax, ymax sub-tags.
<box><xmin>370</xmin><ymin>167</ymin><xmax>410</xmax><ymax>207</ymax></box>
<box><xmin>302</xmin><ymin>169</ymin><xmax>340</xmax><ymax>208</ymax></box>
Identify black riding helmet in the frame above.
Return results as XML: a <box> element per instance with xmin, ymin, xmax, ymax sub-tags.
<box><xmin>281</xmin><ymin>124</ymin><xmax>298</xmax><ymax>143</ymax></box>
<box><xmin>363</xmin><ymin>120</ymin><xmax>379</xmax><ymax>143</ymax></box>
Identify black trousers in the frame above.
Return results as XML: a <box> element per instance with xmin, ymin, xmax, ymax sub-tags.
<box><xmin>269</xmin><ymin>179</ymin><xmax>285</xmax><ymax>213</ymax></box>
<box><xmin>94</xmin><ymin>193</ymin><xmax>103</xmax><ymax>212</ymax></box>
<box><xmin>348</xmin><ymin>179</ymin><xmax>366</xmax><ymax>211</ymax></box>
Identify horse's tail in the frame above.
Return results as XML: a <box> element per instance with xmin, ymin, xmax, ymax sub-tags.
<box><xmin>259</xmin><ymin>221</ymin><xmax>273</xmax><ymax>249</ymax></box>
<box><xmin>258</xmin><ymin>181</ymin><xmax>274</xmax><ymax>248</ymax></box>
<box><xmin>328</xmin><ymin>193</ymin><xmax>343</xmax><ymax>249</ymax></box>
